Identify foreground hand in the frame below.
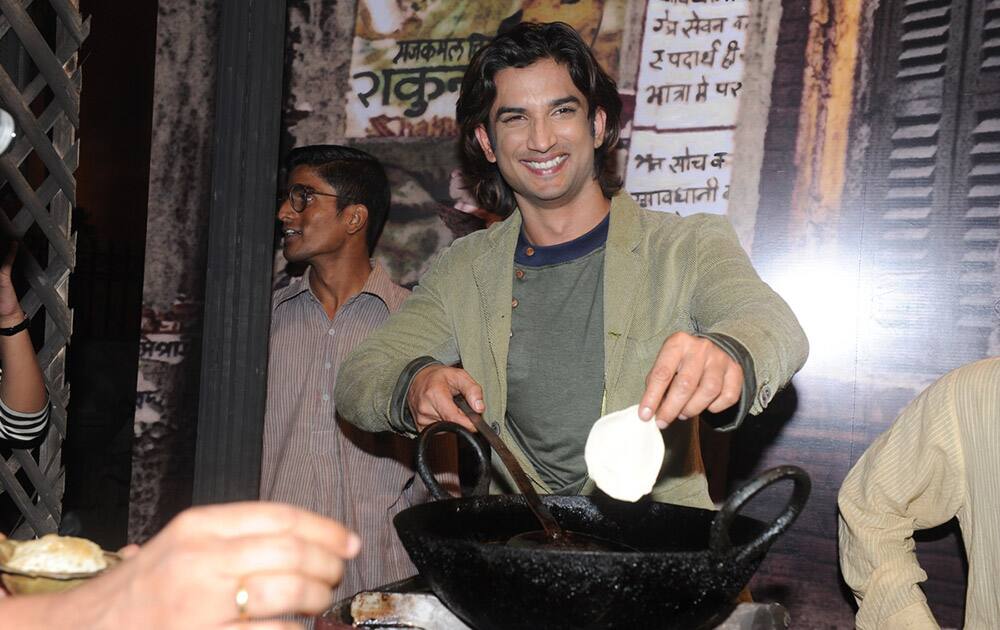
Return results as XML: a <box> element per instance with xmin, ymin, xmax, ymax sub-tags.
<box><xmin>0</xmin><ymin>532</ymin><xmax>6</xmax><ymax>599</ymax></box>
<box><xmin>638</xmin><ymin>332</ymin><xmax>742</xmax><ymax>428</ymax></box>
<box><xmin>67</xmin><ymin>502</ymin><xmax>361</xmax><ymax>629</ymax></box>
<box><xmin>407</xmin><ymin>364</ymin><xmax>484</xmax><ymax>432</ymax></box>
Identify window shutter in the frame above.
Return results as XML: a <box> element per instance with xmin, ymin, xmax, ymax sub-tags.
<box><xmin>862</xmin><ymin>0</ymin><xmax>999</xmax><ymax>370</ymax></box>
<box><xmin>953</xmin><ymin>0</ymin><xmax>1000</xmax><ymax>343</ymax></box>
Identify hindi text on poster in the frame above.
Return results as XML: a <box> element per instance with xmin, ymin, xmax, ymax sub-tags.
<box><xmin>634</xmin><ymin>0</ymin><xmax>749</xmax><ymax>128</ymax></box>
<box><xmin>626</xmin><ymin>0</ymin><xmax>748</xmax><ymax>216</ymax></box>
<box><xmin>347</xmin><ymin>35</ymin><xmax>491</xmax><ymax>137</ymax></box>
<box><xmin>626</xmin><ymin>130</ymin><xmax>733</xmax><ymax>215</ymax></box>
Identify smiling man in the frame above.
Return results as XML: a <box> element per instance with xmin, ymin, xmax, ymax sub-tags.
<box><xmin>336</xmin><ymin>23</ymin><xmax>807</xmax><ymax>506</ymax></box>
<box><xmin>260</xmin><ymin>145</ymin><xmax>455</xmax><ymax>600</ymax></box>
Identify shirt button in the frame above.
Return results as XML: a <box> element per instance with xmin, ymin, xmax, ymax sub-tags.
<box><xmin>515</xmin><ymin>269</ymin><xmax>525</xmax><ymax>280</ymax></box>
<box><xmin>524</xmin><ymin>246</ymin><xmax>535</xmax><ymax>257</ymax></box>
<box><xmin>321</xmin><ymin>393</ymin><xmax>330</xmax><ymax>402</ymax></box>
<box><xmin>327</xmin><ymin>328</ymin><xmax>335</xmax><ymax>336</ymax></box>
<box><xmin>511</xmin><ymin>298</ymin><xmax>519</xmax><ymax>308</ymax></box>
<box><xmin>324</xmin><ymin>362</ymin><xmax>332</xmax><ymax>370</ymax></box>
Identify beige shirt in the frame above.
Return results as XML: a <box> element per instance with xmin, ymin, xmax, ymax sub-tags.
<box><xmin>260</xmin><ymin>262</ymin><xmax>455</xmax><ymax>599</ymax></box>
<box><xmin>838</xmin><ymin>357</ymin><xmax>1000</xmax><ymax>629</ymax></box>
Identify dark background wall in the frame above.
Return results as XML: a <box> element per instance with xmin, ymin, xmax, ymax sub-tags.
<box><xmin>63</xmin><ymin>0</ymin><xmax>157</xmax><ymax>549</ymax></box>
<box><xmin>127</xmin><ymin>0</ymin><xmax>218</xmax><ymax>544</ymax></box>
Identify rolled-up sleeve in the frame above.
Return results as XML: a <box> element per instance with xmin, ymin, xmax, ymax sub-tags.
<box><xmin>0</xmin><ymin>395</ymin><xmax>49</xmax><ymax>442</ymax></box>
<box><xmin>837</xmin><ymin>372</ymin><xmax>964</xmax><ymax>629</ymax></box>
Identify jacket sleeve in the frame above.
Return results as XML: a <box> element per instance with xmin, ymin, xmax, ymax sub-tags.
<box><xmin>837</xmin><ymin>371</ymin><xmax>964</xmax><ymax>630</ymax></box>
<box><xmin>334</xmin><ymin>250</ymin><xmax>461</xmax><ymax>436</ymax></box>
<box><xmin>690</xmin><ymin>215</ymin><xmax>808</xmax><ymax>415</ymax></box>
<box><xmin>694</xmin><ymin>331</ymin><xmax>755</xmax><ymax>431</ymax></box>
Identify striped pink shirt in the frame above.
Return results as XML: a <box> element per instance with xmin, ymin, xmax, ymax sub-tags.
<box><xmin>260</xmin><ymin>262</ymin><xmax>456</xmax><ymax>599</ymax></box>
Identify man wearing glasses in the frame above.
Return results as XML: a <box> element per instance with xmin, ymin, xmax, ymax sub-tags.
<box><xmin>260</xmin><ymin>145</ymin><xmax>456</xmax><ymax>601</ymax></box>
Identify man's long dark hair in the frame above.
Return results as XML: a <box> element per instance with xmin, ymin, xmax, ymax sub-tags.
<box><xmin>456</xmin><ymin>21</ymin><xmax>623</xmax><ymax>217</ymax></box>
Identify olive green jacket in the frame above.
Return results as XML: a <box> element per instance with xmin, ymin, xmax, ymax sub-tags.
<box><xmin>335</xmin><ymin>193</ymin><xmax>808</xmax><ymax>508</ymax></box>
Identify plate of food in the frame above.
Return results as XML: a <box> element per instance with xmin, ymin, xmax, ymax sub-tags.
<box><xmin>0</xmin><ymin>534</ymin><xmax>121</xmax><ymax>594</ymax></box>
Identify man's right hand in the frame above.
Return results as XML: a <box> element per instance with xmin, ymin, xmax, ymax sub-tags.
<box><xmin>22</xmin><ymin>502</ymin><xmax>360</xmax><ymax>629</ymax></box>
<box><xmin>406</xmin><ymin>364</ymin><xmax>485</xmax><ymax>432</ymax></box>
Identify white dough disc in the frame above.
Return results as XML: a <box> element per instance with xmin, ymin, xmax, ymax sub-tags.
<box><xmin>584</xmin><ymin>404</ymin><xmax>665</xmax><ymax>502</ymax></box>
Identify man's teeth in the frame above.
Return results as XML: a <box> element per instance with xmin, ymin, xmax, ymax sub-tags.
<box><xmin>284</xmin><ymin>229</ymin><xmax>301</xmax><ymax>236</ymax></box>
<box><xmin>526</xmin><ymin>155</ymin><xmax>567</xmax><ymax>170</ymax></box>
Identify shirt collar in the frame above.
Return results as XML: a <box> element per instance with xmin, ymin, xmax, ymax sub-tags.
<box><xmin>272</xmin><ymin>260</ymin><xmax>401</xmax><ymax>310</ymax></box>
<box><xmin>514</xmin><ymin>212</ymin><xmax>610</xmax><ymax>267</ymax></box>
<box><xmin>357</xmin><ymin>260</ymin><xmax>407</xmax><ymax>310</ymax></box>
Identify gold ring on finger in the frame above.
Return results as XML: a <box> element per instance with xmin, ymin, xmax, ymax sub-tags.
<box><xmin>235</xmin><ymin>581</ymin><xmax>250</xmax><ymax>621</ymax></box>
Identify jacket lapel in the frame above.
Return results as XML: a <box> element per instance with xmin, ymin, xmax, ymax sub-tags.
<box><xmin>471</xmin><ymin>212</ymin><xmax>520</xmax><ymax>404</ymax></box>
<box><xmin>603</xmin><ymin>194</ymin><xmax>647</xmax><ymax>399</ymax></box>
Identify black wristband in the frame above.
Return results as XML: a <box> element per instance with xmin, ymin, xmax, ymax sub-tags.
<box><xmin>0</xmin><ymin>317</ymin><xmax>29</xmax><ymax>336</ymax></box>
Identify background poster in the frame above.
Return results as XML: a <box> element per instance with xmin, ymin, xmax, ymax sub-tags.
<box><xmin>626</xmin><ymin>0</ymin><xmax>749</xmax><ymax>215</ymax></box>
<box><xmin>285</xmin><ymin>0</ymin><xmax>631</xmax><ymax>286</ymax></box>
<box><xmin>345</xmin><ymin>0</ymin><xmax>627</xmax><ymax>139</ymax></box>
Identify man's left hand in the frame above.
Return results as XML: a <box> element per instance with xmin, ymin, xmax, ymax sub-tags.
<box><xmin>638</xmin><ymin>331</ymin><xmax>743</xmax><ymax>428</ymax></box>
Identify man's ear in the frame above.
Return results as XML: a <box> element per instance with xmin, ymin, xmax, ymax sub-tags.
<box><xmin>346</xmin><ymin>204</ymin><xmax>368</xmax><ymax>236</ymax></box>
<box><xmin>474</xmin><ymin>124</ymin><xmax>497</xmax><ymax>163</ymax></box>
<box><xmin>592</xmin><ymin>107</ymin><xmax>607</xmax><ymax>149</ymax></box>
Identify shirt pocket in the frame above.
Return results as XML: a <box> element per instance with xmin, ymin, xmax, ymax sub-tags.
<box><xmin>624</xmin><ymin>325</ymin><xmax>675</xmax><ymax>373</ymax></box>
<box><xmin>621</xmin><ymin>320</ymin><xmax>697</xmax><ymax>402</ymax></box>
<box><xmin>308</xmin><ymin>428</ymin><xmax>339</xmax><ymax>456</ymax></box>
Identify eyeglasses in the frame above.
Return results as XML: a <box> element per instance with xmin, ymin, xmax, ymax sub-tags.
<box><xmin>280</xmin><ymin>183</ymin><xmax>352</xmax><ymax>213</ymax></box>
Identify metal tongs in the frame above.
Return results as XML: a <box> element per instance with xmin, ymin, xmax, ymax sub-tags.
<box><xmin>453</xmin><ymin>397</ymin><xmax>566</xmax><ymax>542</ymax></box>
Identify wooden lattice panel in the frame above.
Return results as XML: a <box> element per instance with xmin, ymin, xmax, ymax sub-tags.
<box><xmin>0</xmin><ymin>0</ymin><xmax>85</xmax><ymax>536</ymax></box>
